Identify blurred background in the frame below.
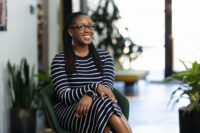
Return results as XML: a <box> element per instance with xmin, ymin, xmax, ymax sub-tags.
<box><xmin>0</xmin><ymin>0</ymin><xmax>200</xmax><ymax>132</ymax></box>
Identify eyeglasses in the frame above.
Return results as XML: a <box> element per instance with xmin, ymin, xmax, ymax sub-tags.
<box><xmin>70</xmin><ymin>24</ymin><xmax>96</xmax><ymax>31</ymax></box>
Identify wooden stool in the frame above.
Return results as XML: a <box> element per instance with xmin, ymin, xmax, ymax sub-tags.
<box><xmin>115</xmin><ymin>70</ymin><xmax>149</xmax><ymax>96</ymax></box>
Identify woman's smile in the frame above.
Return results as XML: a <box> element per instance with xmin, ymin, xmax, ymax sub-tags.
<box><xmin>82</xmin><ymin>34</ymin><xmax>92</xmax><ymax>40</ymax></box>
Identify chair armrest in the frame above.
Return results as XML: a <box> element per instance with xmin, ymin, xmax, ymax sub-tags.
<box><xmin>113</xmin><ymin>89</ymin><xmax>129</xmax><ymax>120</ymax></box>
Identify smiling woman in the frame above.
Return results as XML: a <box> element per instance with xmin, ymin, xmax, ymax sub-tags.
<box><xmin>50</xmin><ymin>12</ymin><xmax>132</xmax><ymax>133</ymax></box>
<box><xmin>0</xmin><ymin>0</ymin><xmax>7</xmax><ymax>31</ymax></box>
<box><xmin>68</xmin><ymin>15</ymin><xmax>95</xmax><ymax>51</ymax></box>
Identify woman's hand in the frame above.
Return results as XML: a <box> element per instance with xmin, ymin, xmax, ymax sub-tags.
<box><xmin>97</xmin><ymin>84</ymin><xmax>117</xmax><ymax>102</ymax></box>
<box><xmin>75</xmin><ymin>94</ymin><xmax>92</xmax><ymax>117</ymax></box>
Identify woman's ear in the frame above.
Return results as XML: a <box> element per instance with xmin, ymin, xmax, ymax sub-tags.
<box><xmin>68</xmin><ymin>29</ymin><xmax>73</xmax><ymax>37</ymax></box>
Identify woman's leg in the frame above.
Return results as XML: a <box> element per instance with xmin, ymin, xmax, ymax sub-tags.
<box><xmin>108</xmin><ymin>114</ymin><xmax>132</xmax><ymax>133</ymax></box>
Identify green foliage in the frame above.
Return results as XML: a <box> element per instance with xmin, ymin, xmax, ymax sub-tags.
<box><xmin>165</xmin><ymin>60</ymin><xmax>200</xmax><ymax>111</ymax></box>
<box><xmin>7</xmin><ymin>58</ymin><xmax>37</xmax><ymax>109</ymax></box>
<box><xmin>34</xmin><ymin>70</ymin><xmax>52</xmax><ymax>109</ymax></box>
<box><xmin>89</xmin><ymin>0</ymin><xmax>142</xmax><ymax>60</ymax></box>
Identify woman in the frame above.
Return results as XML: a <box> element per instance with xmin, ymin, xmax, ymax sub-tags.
<box><xmin>51</xmin><ymin>12</ymin><xmax>132</xmax><ymax>133</ymax></box>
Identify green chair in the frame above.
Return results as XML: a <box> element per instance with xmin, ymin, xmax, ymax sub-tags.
<box><xmin>42</xmin><ymin>86</ymin><xmax>129</xmax><ymax>133</ymax></box>
<box><xmin>113</xmin><ymin>88</ymin><xmax>129</xmax><ymax>120</ymax></box>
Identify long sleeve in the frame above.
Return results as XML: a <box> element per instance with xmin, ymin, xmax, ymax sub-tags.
<box><xmin>51</xmin><ymin>54</ymin><xmax>99</xmax><ymax>106</ymax></box>
<box><xmin>99</xmin><ymin>51</ymin><xmax>114</xmax><ymax>91</ymax></box>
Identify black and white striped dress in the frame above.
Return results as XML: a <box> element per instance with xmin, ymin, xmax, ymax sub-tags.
<box><xmin>51</xmin><ymin>49</ymin><xmax>122</xmax><ymax>133</ymax></box>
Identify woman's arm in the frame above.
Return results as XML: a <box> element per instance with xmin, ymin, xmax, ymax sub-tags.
<box><xmin>51</xmin><ymin>55</ymin><xmax>98</xmax><ymax>105</ymax></box>
<box><xmin>100</xmin><ymin>51</ymin><xmax>115</xmax><ymax>91</ymax></box>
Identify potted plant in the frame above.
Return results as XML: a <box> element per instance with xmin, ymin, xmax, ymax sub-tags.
<box><xmin>34</xmin><ymin>70</ymin><xmax>52</xmax><ymax>110</ymax></box>
<box><xmin>165</xmin><ymin>60</ymin><xmax>200</xmax><ymax>133</ymax></box>
<box><xmin>88</xmin><ymin>0</ymin><xmax>142</xmax><ymax>68</ymax></box>
<box><xmin>34</xmin><ymin>70</ymin><xmax>53</xmax><ymax>128</ymax></box>
<box><xmin>7</xmin><ymin>58</ymin><xmax>37</xmax><ymax>133</ymax></box>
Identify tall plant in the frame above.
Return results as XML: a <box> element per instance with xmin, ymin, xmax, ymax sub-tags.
<box><xmin>165</xmin><ymin>60</ymin><xmax>200</xmax><ymax>111</ymax></box>
<box><xmin>89</xmin><ymin>0</ymin><xmax>142</xmax><ymax>60</ymax></box>
<box><xmin>7</xmin><ymin>58</ymin><xmax>37</xmax><ymax>109</ymax></box>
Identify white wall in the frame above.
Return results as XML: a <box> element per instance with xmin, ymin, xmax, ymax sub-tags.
<box><xmin>0</xmin><ymin>0</ymin><xmax>37</xmax><ymax>132</ymax></box>
<box><xmin>48</xmin><ymin>0</ymin><xmax>59</xmax><ymax>68</ymax></box>
<box><xmin>72</xmin><ymin>0</ymin><xmax>80</xmax><ymax>12</ymax></box>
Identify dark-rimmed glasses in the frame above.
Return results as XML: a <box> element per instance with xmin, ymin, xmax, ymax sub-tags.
<box><xmin>69</xmin><ymin>24</ymin><xmax>96</xmax><ymax>31</ymax></box>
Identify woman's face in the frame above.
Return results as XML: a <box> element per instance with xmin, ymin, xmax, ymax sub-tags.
<box><xmin>68</xmin><ymin>15</ymin><xmax>95</xmax><ymax>46</ymax></box>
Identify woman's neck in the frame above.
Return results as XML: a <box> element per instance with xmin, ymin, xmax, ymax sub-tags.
<box><xmin>73</xmin><ymin>44</ymin><xmax>89</xmax><ymax>57</ymax></box>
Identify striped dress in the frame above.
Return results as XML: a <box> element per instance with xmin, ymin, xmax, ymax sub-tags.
<box><xmin>51</xmin><ymin>49</ymin><xmax>122</xmax><ymax>133</ymax></box>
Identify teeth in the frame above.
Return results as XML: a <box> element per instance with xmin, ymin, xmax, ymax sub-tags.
<box><xmin>83</xmin><ymin>35</ymin><xmax>91</xmax><ymax>39</ymax></box>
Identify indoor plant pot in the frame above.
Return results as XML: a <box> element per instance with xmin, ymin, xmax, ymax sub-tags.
<box><xmin>165</xmin><ymin>60</ymin><xmax>200</xmax><ymax>133</ymax></box>
<box><xmin>10</xmin><ymin>108</ymin><xmax>36</xmax><ymax>133</ymax></box>
<box><xmin>7</xmin><ymin>58</ymin><xmax>37</xmax><ymax>133</ymax></box>
<box><xmin>179</xmin><ymin>107</ymin><xmax>200</xmax><ymax>133</ymax></box>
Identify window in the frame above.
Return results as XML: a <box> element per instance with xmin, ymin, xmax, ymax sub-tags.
<box><xmin>88</xmin><ymin>0</ymin><xmax>165</xmax><ymax>81</ymax></box>
<box><xmin>172</xmin><ymin>0</ymin><xmax>200</xmax><ymax>71</ymax></box>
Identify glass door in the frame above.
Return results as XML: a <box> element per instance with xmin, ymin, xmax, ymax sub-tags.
<box><xmin>172</xmin><ymin>0</ymin><xmax>200</xmax><ymax>71</ymax></box>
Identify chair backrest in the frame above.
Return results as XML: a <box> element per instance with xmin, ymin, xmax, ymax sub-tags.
<box><xmin>42</xmin><ymin>85</ymin><xmax>73</xmax><ymax>133</ymax></box>
<box><xmin>42</xmin><ymin>86</ymin><xmax>129</xmax><ymax>133</ymax></box>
